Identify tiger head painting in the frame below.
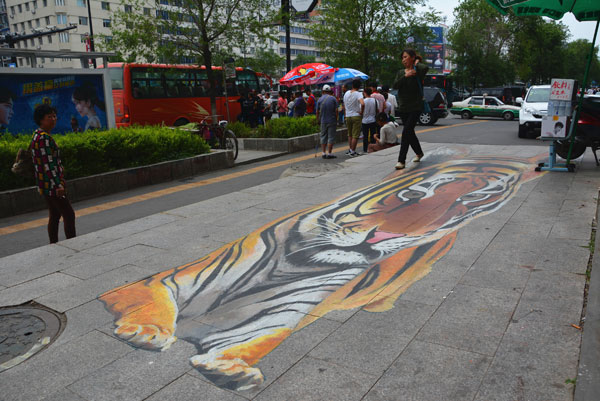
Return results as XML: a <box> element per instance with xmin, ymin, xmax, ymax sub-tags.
<box><xmin>100</xmin><ymin>149</ymin><xmax>543</xmax><ymax>391</ymax></box>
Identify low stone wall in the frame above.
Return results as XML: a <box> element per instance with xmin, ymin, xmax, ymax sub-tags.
<box><xmin>0</xmin><ymin>150</ymin><xmax>233</xmax><ymax>218</ymax></box>
<box><xmin>238</xmin><ymin>128</ymin><xmax>348</xmax><ymax>152</ymax></box>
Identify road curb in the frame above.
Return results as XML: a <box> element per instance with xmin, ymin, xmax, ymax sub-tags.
<box><xmin>574</xmin><ymin>193</ymin><xmax>600</xmax><ymax>401</ymax></box>
<box><xmin>0</xmin><ymin>150</ymin><xmax>233</xmax><ymax>218</ymax></box>
<box><xmin>238</xmin><ymin>128</ymin><xmax>348</xmax><ymax>153</ymax></box>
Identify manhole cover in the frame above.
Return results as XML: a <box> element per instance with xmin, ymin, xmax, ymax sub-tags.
<box><xmin>0</xmin><ymin>302</ymin><xmax>65</xmax><ymax>372</ymax></box>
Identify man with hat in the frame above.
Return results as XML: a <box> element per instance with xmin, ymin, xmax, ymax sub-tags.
<box><xmin>316</xmin><ymin>84</ymin><xmax>339</xmax><ymax>159</ymax></box>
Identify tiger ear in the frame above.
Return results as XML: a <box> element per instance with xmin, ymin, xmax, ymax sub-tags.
<box><xmin>383</xmin><ymin>145</ymin><xmax>471</xmax><ymax>180</ymax></box>
<box><xmin>521</xmin><ymin>152</ymin><xmax>548</xmax><ymax>182</ymax></box>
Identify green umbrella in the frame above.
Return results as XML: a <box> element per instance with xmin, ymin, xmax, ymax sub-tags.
<box><xmin>486</xmin><ymin>0</ymin><xmax>600</xmax><ymax>22</ymax></box>
<box><xmin>486</xmin><ymin>0</ymin><xmax>600</xmax><ymax>164</ymax></box>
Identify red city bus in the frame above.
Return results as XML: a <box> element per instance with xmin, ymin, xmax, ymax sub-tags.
<box><xmin>106</xmin><ymin>63</ymin><xmax>262</xmax><ymax>127</ymax></box>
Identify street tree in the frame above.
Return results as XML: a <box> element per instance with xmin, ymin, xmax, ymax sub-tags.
<box><xmin>510</xmin><ymin>17</ymin><xmax>569</xmax><ymax>84</ymax></box>
<box><xmin>103</xmin><ymin>0</ymin><xmax>278</xmax><ymax>118</ymax></box>
<box><xmin>448</xmin><ymin>0</ymin><xmax>515</xmax><ymax>89</ymax></box>
<box><xmin>241</xmin><ymin>48</ymin><xmax>285</xmax><ymax>78</ymax></box>
<box><xmin>563</xmin><ymin>39</ymin><xmax>600</xmax><ymax>86</ymax></box>
<box><xmin>292</xmin><ymin>53</ymin><xmax>316</xmax><ymax>68</ymax></box>
<box><xmin>309</xmin><ymin>0</ymin><xmax>438</xmax><ymax>81</ymax></box>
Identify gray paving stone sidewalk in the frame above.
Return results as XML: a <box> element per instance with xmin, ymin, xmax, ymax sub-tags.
<box><xmin>1</xmin><ymin>143</ymin><xmax>598</xmax><ymax>400</ymax></box>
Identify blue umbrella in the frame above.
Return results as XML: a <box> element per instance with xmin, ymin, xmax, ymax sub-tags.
<box><xmin>334</xmin><ymin>68</ymin><xmax>369</xmax><ymax>84</ymax></box>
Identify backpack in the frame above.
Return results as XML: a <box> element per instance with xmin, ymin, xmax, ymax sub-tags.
<box><xmin>11</xmin><ymin>147</ymin><xmax>34</xmax><ymax>178</ymax></box>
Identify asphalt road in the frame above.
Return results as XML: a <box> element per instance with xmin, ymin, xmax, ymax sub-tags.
<box><xmin>0</xmin><ymin>115</ymin><xmax>540</xmax><ymax>257</ymax></box>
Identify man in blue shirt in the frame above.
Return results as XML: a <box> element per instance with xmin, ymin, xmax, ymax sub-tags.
<box><xmin>316</xmin><ymin>84</ymin><xmax>339</xmax><ymax>159</ymax></box>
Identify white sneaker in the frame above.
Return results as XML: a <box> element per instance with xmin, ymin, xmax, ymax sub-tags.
<box><xmin>345</xmin><ymin>149</ymin><xmax>352</xmax><ymax>155</ymax></box>
<box><xmin>412</xmin><ymin>154</ymin><xmax>423</xmax><ymax>162</ymax></box>
<box><xmin>395</xmin><ymin>162</ymin><xmax>405</xmax><ymax>170</ymax></box>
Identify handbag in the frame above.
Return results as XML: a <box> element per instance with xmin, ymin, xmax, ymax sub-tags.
<box><xmin>11</xmin><ymin>147</ymin><xmax>34</xmax><ymax>178</ymax></box>
<box><xmin>415</xmin><ymin>65</ymin><xmax>431</xmax><ymax>113</ymax></box>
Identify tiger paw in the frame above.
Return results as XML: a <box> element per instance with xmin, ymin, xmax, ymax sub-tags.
<box><xmin>190</xmin><ymin>354</ymin><xmax>264</xmax><ymax>391</ymax></box>
<box><xmin>113</xmin><ymin>322</ymin><xmax>176</xmax><ymax>351</ymax></box>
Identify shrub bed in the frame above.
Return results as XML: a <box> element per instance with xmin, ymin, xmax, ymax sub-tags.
<box><xmin>1</xmin><ymin>125</ymin><xmax>210</xmax><ymax>192</ymax></box>
<box><xmin>230</xmin><ymin>116</ymin><xmax>319</xmax><ymax>139</ymax></box>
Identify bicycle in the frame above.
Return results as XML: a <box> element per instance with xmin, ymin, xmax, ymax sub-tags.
<box><xmin>198</xmin><ymin>115</ymin><xmax>239</xmax><ymax>160</ymax></box>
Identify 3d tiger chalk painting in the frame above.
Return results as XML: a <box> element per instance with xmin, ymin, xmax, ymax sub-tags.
<box><xmin>100</xmin><ymin>149</ymin><xmax>543</xmax><ymax>391</ymax></box>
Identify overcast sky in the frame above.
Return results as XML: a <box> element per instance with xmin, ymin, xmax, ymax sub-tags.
<box><xmin>423</xmin><ymin>0</ymin><xmax>597</xmax><ymax>42</ymax></box>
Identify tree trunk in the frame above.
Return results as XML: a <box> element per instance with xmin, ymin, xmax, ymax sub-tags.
<box><xmin>203</xmin><ymin>42</ymin><xmax>219</xmax><ymax>121</ymax></box>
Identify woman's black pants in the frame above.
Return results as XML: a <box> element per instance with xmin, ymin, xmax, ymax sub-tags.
<box><xmin>397</xmin><ymin>111</ymin><xmax>423</xmax><ymax>163</ymax></box>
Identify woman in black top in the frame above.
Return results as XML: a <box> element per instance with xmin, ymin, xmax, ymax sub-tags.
<box><xmin>392</xmin><ymin>49</ymin><xmax>428</xmax><ymax>170</ymax></box>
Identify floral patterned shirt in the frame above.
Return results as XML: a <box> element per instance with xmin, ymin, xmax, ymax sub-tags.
<box><xmin>30</xmin><ymin>128</ymin><xmax>64</xmax><ymax>196</ymax></box>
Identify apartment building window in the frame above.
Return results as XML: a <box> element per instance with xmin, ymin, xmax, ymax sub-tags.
<box><xmin>78</xmin><ymin>16</ymin><xmax>88</xmax><ymax>25</ymax></box>
<box><xmin>59</xmin><ymin>32</ymin><xmax>69</xmax><ymax>42</ymax></box>
<box><xmin>38</xmin><ymin>37</ymin><xmax>43</xmax><ymax>45</ymax></box>
<box><xmin>30</xmin><ymin>38</ymin><xmax>34</xmax><ymax>46</ymax></box>
<box><xmin>17</xmin><ymin>4</ymin><xmax>22</xmax><ymax>13</ymax></box>
<box><xmin>124</xmin><ymin>4</ymin><xmax>132</xmax><ymax>12</ymax></box>
<box><xmin>25</xmin><ymin>3</ymin><xmax>30</xmax><ymax>11</ymax></box>
<box><xmin>27</xmin><ymin>21</ymin><xmax>32</xmax><ymax>29</ymax></box>
<box><xmin>77</xmin><ymin>0</ymin><xmax>85</xmax><ymax>6</ymax></box>
<box><xmin>56</xmin><ymin>13</ymin><xmax>67</xmax><ymax>24</ymax></box>
<box><xmin>104</xmin><ymin>36</ymin><xmax>112</xmax><ymax>44</ymax></box>
<box><xmin>13</xmin><ymin>24</ymin><xmax>17</xmax><ymax>31</ymax></box>
<box><xmin>159</xmin><ymin>0</ymin><xmax>168</xmax><ymax>4</ymax></box>
<box><xmin>143</xmin><ymin>7</ymin><xmax>151</xmax><ymax>15</ymax></box>
<box><xmin>103</xmin><ymin>19</ymin><xmax>111</xmax><ymax>27</ymax></box>
<box><xmin>19</xmin><ymin>59</ymin><xmax>23</xmax><ymax>66</ymax></box>
<box><xmin>20</xmin><ymin>22</ymin><xmax>25</xmax><ymax>30</ymax></box>
<box><xmin>101</xmin><ymin>1</ymin><xmax>110</xmax><ymax>10</ymax></box>
<box><xmin>36</xmin><ymin>19</ymin><xmax>40</xmax><ymax>27</ymax></box>
<box><xmin>55</xmin><ymin>0</ymin><xmax>64</xmax><ymax>6</ymax></box>
<box><xmin>33</xmin><ymin>1</ymin><xmax>37</xmax><ymax>8</ymax></box>
<box><xmin>43</xmin><ymin>0</ymin><xmax>47</xmax><ymax>6</ymax></box>
<box><xmin>10</xmin><ymin>6</ymin><xmax>14</xmax><ymax>14</ymax></box>
<box><xmin>47</xmin><ymin>35</ymin><xmax>52</xmax><ymax>43</ymax></box>
<box><xmin>80</xmin><ymin>34</ymin><xmax>87</xmax><ymax>43</ymax></box>
<box><xmin>45</xmin><ymin>16</ymin><xmax>50</xmax><ymax>24</ymax></box>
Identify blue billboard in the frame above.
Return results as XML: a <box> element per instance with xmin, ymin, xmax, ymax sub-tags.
<box><xmin>0</xmin><ymin>71</ymin><xmax>111</xmax><ymax>135</ymax></box>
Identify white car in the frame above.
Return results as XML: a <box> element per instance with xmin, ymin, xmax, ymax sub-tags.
<box><xmin>517</xmin><ymin>85</ymin><xmax>551</xmax><ymax>138</ymax></box>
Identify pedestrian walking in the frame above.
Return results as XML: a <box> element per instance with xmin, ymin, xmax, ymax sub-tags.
<box><xmin>343</xmin><ymin>79</ymin><xmax>364</xmax><ymax>157</ymax></box>
<box><xmin>30</xmin><ymin>104</ymin><xmax>76</xmax><ymax>244</ymax></box>
<box><xmin>392</xmin><ymin>49</ymin><xmax>427</xmax><ymax>170</ymax></box>
<box><xmin>277</xmin><ymin>91</ymin><xmax>288</xmax><ymax>118</ymax></box>
<box><xmin>368</xmin><ymin>112</ymin><xmax>398</xmax><ymax>153</ymax></box>
<box><xmin>316</xmin><ymin>84</ymin><xmax>339</xmax><ymax>159</ymax></box>
<box><xmin>383</xmin><ymin>85</ymin><xmax>398</xmax><ymax>117</ymax></box>
<box><xmin>305</xmin><ymin>89</ymin><xmax>316</xmax><ymax>115</ymax></box>
<box><xmin>371</xmin><ymin>85</ymin><xmax>386</xmax><ymax>114</ymax></box>
<box><xmin>293</xmin><ymin>91</ymin><xmax>306</xmax><ymax>117</ymax></box>
<box><xmin>361</xmin><ymin>87</ymin><xmax>378</xmax><ymax>153</ymax></box>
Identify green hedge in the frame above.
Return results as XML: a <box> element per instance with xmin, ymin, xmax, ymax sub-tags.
<box><xmin>231</xmin><ymin>116</ymin><xmax>319</xmax><ymax>139</ymax></box>
<box><xmin>1</xmin><ymin>125</ymin><xmax>210</xmax><ymax>192</ymax></box>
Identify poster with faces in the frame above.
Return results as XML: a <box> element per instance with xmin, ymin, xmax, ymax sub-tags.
<box><xmin>541</xmin><ymin>115</ymin><xmax>568</xmax><ymax>139</ymax></box>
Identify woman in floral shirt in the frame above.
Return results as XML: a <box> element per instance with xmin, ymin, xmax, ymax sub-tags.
<box><xmin>30</xmin><ymin>104</ymin><xmax>76</xmax><ymax>243</ymax></box>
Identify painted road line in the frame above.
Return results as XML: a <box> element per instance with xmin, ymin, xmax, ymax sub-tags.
<box><xmin>0</xmin><ymin>121</ymin><xmax>483</xmax><ymax>236</ymax></box>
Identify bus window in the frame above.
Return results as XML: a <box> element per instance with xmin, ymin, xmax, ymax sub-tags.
<box><xmin>131</xmin><ymin>68</ymin><xmax>165</xmax><ymax>98</ymax></box>
<box><xmin>236</xmin><ymin>69</ymin><xmax>259</xmax><ymax>93</ymax></box>
<box><xmin>108</xmin><ymin>66</ymin><xmax>123</xmax><ymax>90</ymax></box>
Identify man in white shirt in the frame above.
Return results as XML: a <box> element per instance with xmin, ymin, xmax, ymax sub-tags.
<box><xmin>368</xmin><ymin>112</ymin><xmax>399</xmax><ymax>153</ymax></box>
<box><xmin>383</xmin><ymin>85</ymin><xmax>398</xmax><ymax>117</ymax></box>
<box><xmin>343</xmin><ymin>79</ymin><xmax>365</xmax><ymax>157</ymax></box>
<box><xmin>361</xmin><ymin>87</ymin><xmax>378</xmax><ymax>153</ymax></box>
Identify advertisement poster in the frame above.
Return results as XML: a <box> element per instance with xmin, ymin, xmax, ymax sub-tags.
<box><xmin>0</xmin><ymin>72</ymin><xmax>109</xmax><ymax>135</ymax></box>
<box><xmin>541</xmin><ymin>115</ymin><xmax>568</xmax><ymax>139</ymax></box>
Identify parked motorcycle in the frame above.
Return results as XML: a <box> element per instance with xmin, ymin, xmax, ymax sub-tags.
<box><xmin>556</xmin><ymin>95</ymin><xmax>600</xmax><ymax>165</ymax></box>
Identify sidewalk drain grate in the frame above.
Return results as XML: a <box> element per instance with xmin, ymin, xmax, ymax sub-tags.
<box><xmin>0</xmin><ymin>302</ymin><xmax>66</xmax><ymax>372</ymax></box>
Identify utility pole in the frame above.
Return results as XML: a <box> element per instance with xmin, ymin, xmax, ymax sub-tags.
<box><xmin>86</xmin><ymin>0</ymin><xmax>96</xmax><ymax>68</ymax></box>
<box><xmin>282</xmin><ymin>0</ymin><xmax>291</xmax><ymax>72</ymax></box>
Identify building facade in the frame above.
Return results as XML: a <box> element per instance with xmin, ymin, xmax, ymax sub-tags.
<box><xmin>3</xmin><ymin>0</ymin><xmax>322</xmax><ymax>75</ymax></box>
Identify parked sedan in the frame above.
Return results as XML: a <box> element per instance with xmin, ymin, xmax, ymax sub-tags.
<box><xmin>450</xmin><ymin>96</ymin><xmax>520</xmax><ymax>120</ymax></box>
